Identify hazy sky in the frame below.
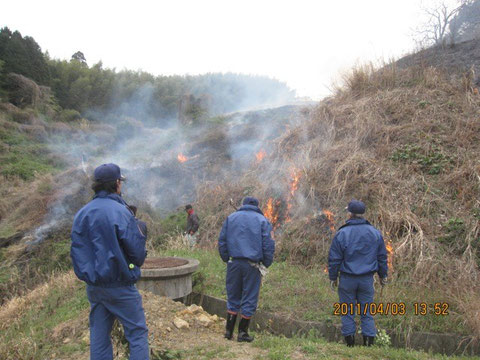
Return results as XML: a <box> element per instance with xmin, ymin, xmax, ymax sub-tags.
<box><xmin>0</xmin><ymin>0</ymin><xmax>459</xmax><ymax>99</ymax></box>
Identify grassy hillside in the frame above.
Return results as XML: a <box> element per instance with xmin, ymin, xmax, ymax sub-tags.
<box><xmin>190</xmin><ymin>63</ymin><xmax>480</xmax><ymax>336</ymax></box>
<box><xmin>0</xmin><ymin>102</ymin><xmax>91</xmax><ymax>302</ymax></box>
<box><xmin>156</xmin><ymin>246</ymin><xmax>463</xmax><ymax>335</ymax></box>
<box><xmin>0</xmin><ymin>38</ymin><xmax>480</xmax><ymax>357</ymax></box>
<box><xmin>1</xmin><ymin>271</ymin><xmax>476</xmax><ymax>360</ymax></box>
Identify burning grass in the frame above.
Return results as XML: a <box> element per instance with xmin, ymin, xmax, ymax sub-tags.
<box><xmin>177</xmin><ymin>153</ymin><xmax>188</xmax><ymax>163</ymax></box>
<box><xmin>189</xmin><ymin>62</ymin><xmax>480</xmax><ymax>337</ymax></box>
<box><xmin>255</xmin><ymin>149</ymin><xmax>267</xmax><ymax>164</ymax></box>
<box><xmin>1</xmin><ymin>55</ymin><xmax>480</xmax><ymax>343</ymax></box>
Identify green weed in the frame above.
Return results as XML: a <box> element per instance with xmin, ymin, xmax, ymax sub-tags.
<box><xmin>253</xmin><ymin>332</ymin><xmax>476</xmax><ymax>359</ymax></box>
<box><xmin>390</xmin><ymin>144</ymin><xmax>450</xmax><ymax>175</ymax></box>
<box><xmin>155</xmin><ymin>248</ymin><xmax>464</xmax><ymax>335</ymax></box>
<box><xmin>0</xmin><ymin>276</ymin><xmax>89</xmax><ymax>360</ymax></box>
<box><xmin>153</xmin><ymin>210</ymin><xmax>187</xmax><ymax>248</ymax></box>
<box><xmin>151</xmin><ymin>348</ymin><xmax>183</xmax><ymax>359</ymax></box>
<box><xmin>417</xmin><ymin>100</ymin><xmax>431</xmax><ymax>108</ymax></box>
<box><xmin>438</xmin><ymin>218</ymin><xmax>466</xmax><ymax>254</ymax></box>
<box><xmin>0</xmin><ymin>127</ymin><xmax>63</xmax><ymax>180</ymax></box>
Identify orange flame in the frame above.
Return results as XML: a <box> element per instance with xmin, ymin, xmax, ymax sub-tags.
<box><xmin>322</xmin><ymin>209</ymin><xmax>336</xmax><ymax>232</ymax></box>
<box><xmin>285</xmin><ymin>203</ymin><xmax>293</xmax><ymax>223</ymax></box>
<box><xmin>385</xmin><ymin>239</ymin><xmax>394</xmax><ymax>272</ymax></box>
<box><xmin>177</xmin><ymin>153</ymin><xmax>188</xmax><ymax>163</ymax></box>
<box><xmin>289</xmin><ymin>168</ymin><xmax>301</xmax><ymax>196</ymax></box>
<box><xmin>324</xmin><ymin>265</ymin><xmax>328</xmax><ymax>274</ymax></box>
<box><xmin>285</xmin><ymin>168</ymin><xmax>302</xmax><ymax>223</ymax></box>
<box><xmin>263</xmin><ymin>198</ymin><xmax>280</xmax><ymax>229</ymax></box>
<box><xmin>255</xmin><ymin>149</ymin><xmax>266</xmax><ymax>164</ymax></box>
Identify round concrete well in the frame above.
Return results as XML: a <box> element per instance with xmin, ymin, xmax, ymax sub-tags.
<box><xmin>137</xmin><ymin>257</ymin><xmax>199</xmax><ymax>299</ymax></box>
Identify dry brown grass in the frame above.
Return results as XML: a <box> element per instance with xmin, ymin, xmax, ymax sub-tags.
<box><xmin>192</xmin><ymin>62</ymin><xmax>480</xmax><ymax>335</ymax></box>
<box><xmin>0</xmin><ymin>174</ymin><xmax>53</xmax><ymax>236</ymax></box>
<box><xmin>0</xmin><ymin>167</ymin><xmax>92</xmax><ymax>303</ymax></box>
<box><xmin>0</xmin><ymin>166</ymin><xmax>91</xmax><ymax>238</ymax></box>
<box><xmin>0</xmin><ymin>271</ymin><xmax>77</xmax><ymax>329</ymax></box>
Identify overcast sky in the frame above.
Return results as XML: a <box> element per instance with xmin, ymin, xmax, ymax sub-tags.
<box><xmin>0</xmin><ymin>0</ymin><xmax>459</xmax><ymax>99</ymax></box>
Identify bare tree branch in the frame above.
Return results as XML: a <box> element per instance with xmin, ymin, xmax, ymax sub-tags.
<box><xmin>414</xmin><ymin>1</ymin><xmax>461</xmax><ymax>48</ymax></box>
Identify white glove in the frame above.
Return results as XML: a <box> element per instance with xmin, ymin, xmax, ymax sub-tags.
<box><xmin>330</xmin><ymin>279</ymin><xmax>338</xmax><ymax>292</ymax></box>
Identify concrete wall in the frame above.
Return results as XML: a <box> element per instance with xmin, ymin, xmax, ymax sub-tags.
<box><xmin>138</xmin><ymin>276</ymin><xmax>192</xmax><ymax>299</ymax></box>
<box><xmin>185</xmin><ymin>292</ymin><xmax>480</xmax><ymax>356</ymax></box>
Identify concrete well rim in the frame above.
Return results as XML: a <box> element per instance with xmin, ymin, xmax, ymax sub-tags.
<box><xmin>140</xmin><ymin>257</ymin><xmax>199</xmax><ymax>278</ymax></box>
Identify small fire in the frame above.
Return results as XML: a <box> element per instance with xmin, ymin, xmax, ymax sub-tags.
<box><xmin>285</xmin><ymin>168</ymin><xmax>302</xmax><ymax>223</ymax></box>
<box><xmin>177</xmin><ymin>153</ymin><xmax>188</xmax><ymax>163</ymax></box>
<box><xmin>324</xmin><ymin>265</ymin><xmax>328</xmax><ymax>274</ymax></box>
<box><xmin>322</xmin><ymin>209</ymin><xmax>336</xmax><ymax>232</ymax></box>
<box><xmin>263</xmin><ymin>198</ymin><xmax>280</xmax><ymax>229</ymax></box>
<box><xmin>385</xmin><ymin>239</ymin><xmax>394</xmax><ymax>272</ymax></box>
<box><xmin>289</xmin><ymin>168</ymin><xmax>301</xmax><ymax>196</ymax></box>
<box><xmin>285</xmin><ymin>202</ymin><xmax>293</xmax><ymax>223</ymax></box>
<box><xmin>255</xmin><ymin>149</ymin><xmax>266</xmax><ymax>164</ymax></box>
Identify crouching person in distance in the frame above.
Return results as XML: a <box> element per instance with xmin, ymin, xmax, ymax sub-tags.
<box><xmin>185</xmin><ymin>204</ymin><xmax>200</xmax><ymax>247</ymax></box>
<box><xmin>218</xmin><ymin>196</ymin><xmax>275</xmax><ymax>342</ymax></box>
<box><xmin>328</xmin><ymin>200</ymin><xmax>388</xmax><ymax>347</ymax></box>
<box><xmin>71</xmin><ymin>163</ymin><xmax>149</xmax><ymax>360</ymax></box>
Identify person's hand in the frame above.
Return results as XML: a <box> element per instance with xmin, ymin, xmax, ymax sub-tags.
<box><xmin>330</xmin><ymin>279</ymin><xmax>338</xmax><ymax>292</ymax></box>
<box><xmin>127</xmin><ymin>205</ymin><xmax>137</xmax><ymax>216</ymax></box>
<box><xmin>380</xmin><ymin>277</ymin><xmax>388</xmax><ymax>286</ymax></box>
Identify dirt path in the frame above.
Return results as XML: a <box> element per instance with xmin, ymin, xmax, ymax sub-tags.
<box><xmin>142</xmin><ymin>291</ymin><xmax>267</xmax><ymax>359</ymax></box>
<box><xmin>71</xmin><ymin>290</ymin><xmax>267</xmax><ymax>360</ymax></box>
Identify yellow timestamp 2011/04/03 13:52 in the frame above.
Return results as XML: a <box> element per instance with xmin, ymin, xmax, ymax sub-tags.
<box><xmin>333</xmin><ymin>302</ymin><xmax>450</xmax><ymax>316</ymax></box>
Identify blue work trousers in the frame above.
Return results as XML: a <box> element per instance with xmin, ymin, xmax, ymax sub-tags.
<box><xmin>338</xmin><ymin>273</ymin><xmax>376</xmax><ymax>337</ymax></box>
<box><xmin>86</xmin><ymin>284</ymin><xmax>149</xmax><ymax>360</ymax></box>
<box><xmin>226</xmin><ymin>259</ymin><xmax>261</xmax><ymax>318</ymax></box>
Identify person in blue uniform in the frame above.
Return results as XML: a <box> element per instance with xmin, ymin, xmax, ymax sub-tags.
<box><xmin>218</xmin><ymin>196</ymin><xmax>275</xmax><ymax>342</ymax></box>
<box><xmin>71</xmin><ymin>163</ymin><xmax>149</xmax><ymax>360</ymax></box>
<box><xmin>328</xmin><ymin>200</ymin><xmax>388</xmax><ymax>347</ymax></box>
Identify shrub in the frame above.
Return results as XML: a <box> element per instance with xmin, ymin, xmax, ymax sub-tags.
<box><xmin>56</xmin><ymin>109</ymin><xmax>81</xmax><ymax>122</ymax></box>
<box><xmin>151</xmin><ymin>210</ymin><xmax>186</xmax><ymax>248</ymax></box>
<box><xmin>376</xmin><ymin>328</ymin><xmax>391</xmax><ymax>347</ymax></box>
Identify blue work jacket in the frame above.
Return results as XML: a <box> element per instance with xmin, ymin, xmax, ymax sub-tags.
<box><xmin>328</xmin><ymin>218</ymin><xmax>388</xmax><ymax>280</ymax></box>
<box><xmin>70</xmin><ymin>191</ymin><xmax>147</xmax><ymax>287</ymax></box>
<box><xmin>218</xmin><ymin>205</ymin><xmax>275</xmax><ymax>267</ymax></box>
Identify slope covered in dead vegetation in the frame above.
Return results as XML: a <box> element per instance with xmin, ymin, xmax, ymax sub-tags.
<box><xmin>1</xmin><ymin>29</ymin><xmax>480</xmax><ymax>356</ymax></box>
<box><xmin>193</xmin><ymin>63</ymin><xmax>480</xmax><ymax>336</ymax></box>
<box><xmin>397</xmin><ymin>37</ymin><xmax>480</xmax><ymax>85</ymax></box>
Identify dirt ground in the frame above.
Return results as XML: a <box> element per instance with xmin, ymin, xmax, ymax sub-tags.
<box><xmin>141</xmin><ymin>291</ymin><xmax>266</xmax><ymax>359</ymax></box>
<box><xmin>69</xmin><ymin>290</ymin><xmax>267</xmax><ymax>360</ymax></box>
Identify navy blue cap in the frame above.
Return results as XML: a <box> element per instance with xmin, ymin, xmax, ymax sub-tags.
<box><xmin>243</xmin><ymin>196</ymin><xmax>259</xmax><ymax>207</ymax></box>
<box><xmin>347</xmin><ymin>200</ymin><xmax>366</xmax><ymax>214</ymax></box>
<box><xmin>94</xmin><ymin>163</ymin><xmax>125</xmax><ymax>183</ymax></box>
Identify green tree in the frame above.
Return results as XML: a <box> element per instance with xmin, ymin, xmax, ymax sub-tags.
<box><xmin>0</xmin><ymin>27</ymin><xmax>50</xmax><ymax>85</ymax></box>
<box><xmin>71</xmin><ymin>51</ymin><xmax>87</xmax><ymax>65</ymax></box>
<box><xmin>0</xmin><ymin>59</ymin><xmax>5</xmax><ymax>98</ymax></box>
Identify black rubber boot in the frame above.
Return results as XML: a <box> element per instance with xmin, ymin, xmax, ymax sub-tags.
<box><xmin>363</xmin><ymin>335</ymin><xmax>374</xmax><ymax>346</ymax></box>
<box><xmin>224</xmin><ymin>313</ymin><xmax>237</xmax><ymax>340</ymax></box>
<box><xmin>345</xmin><ymin>335</ymin><xmax>355</xmax><ymax>347</ymax></box>
<box><xmin>237</xmin><ymin>317</ymin><xmax>254</xmax><ymax>342</ymax></box>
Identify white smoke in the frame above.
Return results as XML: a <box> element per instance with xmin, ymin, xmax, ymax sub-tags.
<box><xmin>28</xmin><ymin>82</ymin><xmax>313</xmax><ymax>244</ymax></box>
